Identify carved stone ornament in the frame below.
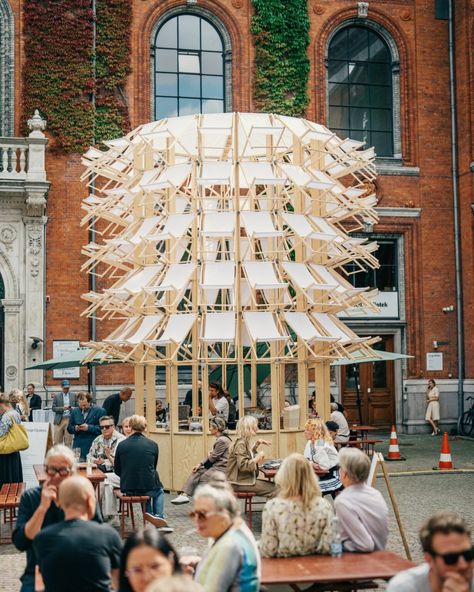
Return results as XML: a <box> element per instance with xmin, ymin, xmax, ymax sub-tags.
<box><xmin>313</xmin><ymin>4</ymin><xmax>325</xmax><ymax>15</ymax></box>
<box><xmin>27</xmin><ymin>109</ymin><xmax>47</xmax><ymax>134</ymax></box>
<box><xmin>27</xmin><ymin>224</ymin><xmax>42</xmax><ymax>277</ymax></box>
<box><xmin>400</xmin><ymin>10</ymin><xmax>412</xmax><ymax>21</ymax></box>
<box><xmin>358</xmin><ymin>2</ymin><xmax>369</xmax><ymax>18</ymax></box>
<box><xmin>231</xmin><ymin>0</ymin><xmax>244</xmax><ymax>8</ymax></box>
<box><xmin>25</xmin><ymin>192</ymin><xmax>47</xmax><ymax>218</ymax></box>
<box><xmin>0</xmin><ymin>225</ymin><xmax>17</xmax><ymax>252</ymax></box>
<box><xmin>6</xmin><ymin>365</ymin><xmax>17</xmax><ymax>379</ymax></box>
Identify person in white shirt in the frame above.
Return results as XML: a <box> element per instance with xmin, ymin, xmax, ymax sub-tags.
<box><xmin>330</xmin><ymin>402</ymin><xmax>350</xmax><ymax>443</ymax></box>
<box><xmin>335</xmin><ymin>447</ymin><xmax>388</xmax><ymax>552</ymax></box>
<box><xmin>387</xmin><ymin>511</ymin><xmax>473</xmax><ymax>592</ymax></box>
<box><xmin>209</xmin><ymin>382</ymin><xmax>229</xmax><ymax>423</ymax></box>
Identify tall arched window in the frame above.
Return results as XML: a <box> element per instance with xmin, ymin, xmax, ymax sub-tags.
<box><xmin>153</xmin><ymin>14</ymin><xmax>226</xmax><ymax>119</ymax></box>
<box><xmin>328</xmin><ymin>26</ymin><xmax>393</xmax><ymax>157</ymax></box>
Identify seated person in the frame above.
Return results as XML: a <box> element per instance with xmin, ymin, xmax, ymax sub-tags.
<box><xmin>227</xmin><ymin>416</ymin><xmax>276</xmax><ymax>498</ymax></box>
<box><xmin>184</xmin><ymin>381</ymin><xmax>202</xmax><ymax>416</ymax></box>
<box><xmin>335</xmin><ymin>448</ymin><xmax>389</xmax><ymax>552</ymax></box>
<box><xmin>171</xmin><ymin>417</ymin><xmax>231</xmax><ymax>505</ymax></box>
<box><xmin>224</xmin><ymin>391</ymin><xmax>237</xmax><ymax>429</ymax></box>
<box><xmin>325</xmin><ymin>420</ymin><xmax>339</xmax><ymax>443</ymax></box>
<box><xmin>209</xmin><ymin>382</ymin><xmax>229</xmax><ymax>423</ymax></box>
<box><xmin>303</xmin><ymin>418</ymin><xmax>343</xmax><ymax>497</ymax></box>
<box><xmin>330</xmin><ymin>402</ymin><xmax>350</xmax><ymax>443</ymax></box>
<box><xmin>260</xmin><ymin>453</ymin><xmax>334</xmax><ymax>558</ymax></box>
<box><xmin>331</xmin><ymin>394</ymin><xmax>345</xmax><ymax>414</ymax></box>
<box><xmin>156</xmin><ymin>399</ymin><xmax>167</xmax><ymax>423</ymax></box>
<box><xmin>387</xmin><ymin>511</ymin><xmax>473</xmax><ymax>592</ymax></box>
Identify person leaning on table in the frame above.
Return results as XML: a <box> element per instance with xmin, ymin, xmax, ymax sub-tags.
<box><xmin>260</xmin><ymin>453</ymin><xmax>334</xmax><ymax>558</ymax></box>
<box><xmin>387</xmin><ymin>511</ymin><xmax>473</xmax><ymax>592</ymax></box>
<box><xmin>226</xmin><ymin>415</ymin><xmax>277</xmax><ymax>498</ymax></box>
<box><xmin>334</xmin><ymin>447</ymin><xmax>389</xmax><ymax>553</ymax></box>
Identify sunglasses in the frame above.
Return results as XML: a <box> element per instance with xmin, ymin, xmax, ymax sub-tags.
<box><xmin>189</xmin><ymin>510</ymin><xmax>219</xmax><ymax>521</ymax></box>
<box><xmin>431</xmin><ymin>546</ymin><xmax>474</xmax><ymax>565</ymax></box>
<box><xmin>100</xmin><ymin>424</ymin><xmax>114</xmax><ymax>430</ymax></box>
<box><xmin>44</xmin><ymin>466</ymin><xmax>72</xmax><ymax>476</ymax></box>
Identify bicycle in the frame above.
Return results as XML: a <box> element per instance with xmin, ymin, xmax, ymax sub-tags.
<box><xmin>458</xmin><ymin>396</ymin><xmax>474</xmax><ymax>437</ymax></box>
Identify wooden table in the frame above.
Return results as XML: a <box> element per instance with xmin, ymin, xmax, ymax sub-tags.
<box><xmin>261</xmin><ymin>550</ymin><xmax>414</xmax><ymax>590</ymax></box>
<box><xmin>260</xmin><ymin>466</ymin><xmax>329</xmax><ymax>481</ymax></box>
<box><xmin>0</xmin><ymin>482</ymin><xmax>26</xmax><ymax>544</ymax></box>
<box><xmin>350</xmin><ymin>425</ymin><xmax>379</xmax><ymax>439</ymax></box>
<box><xmin>338</xmin><ymin>439</ymin><xmax>383</xmax><ymax>456</ymax></box>
<box><xmin>33</xmin><ymin>464</ymin><xmax>105</xmax><ymax>504</ymax></box>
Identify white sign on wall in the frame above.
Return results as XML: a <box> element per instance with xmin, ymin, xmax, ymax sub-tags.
<box><xmin>426</xmin><ymin>352</ymin><xmax>443</xmax><ymax>372</ymax></box>
<box><xmin>338</xmin><ymin>292</ymin><xmax>399</xmax><ymax>319</ymax></box>
<box><xmin>52</xmin><ymin>340</ymin><xmax>80</xmax><ymax>379</ymax></box>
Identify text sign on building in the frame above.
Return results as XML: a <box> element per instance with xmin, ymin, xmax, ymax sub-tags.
<box><xmin>426</xmin><ymin>352</ymin><xmax>443</xmax><ymax>372</ymax></box>
<box><xmin>338</xmin><ymin>292</ymin><xmax>399</xmax><ymax>319</ymax></box>
<box><xmin>52</xmin><ymin>340</ymin><xmax>80</xmax><ymax>379</ymax></box>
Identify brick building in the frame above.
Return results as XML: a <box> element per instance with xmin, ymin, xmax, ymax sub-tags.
<box><xmin>0</xmin><ymin>0</ymin><xmax>472</xmax><ymax>433</ymax></box>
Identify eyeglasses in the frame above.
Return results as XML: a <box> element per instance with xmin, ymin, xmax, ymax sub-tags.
<box><xmin>100</xmin><ymin>424</ymin><xmax>114</xmax><ymax>430</ymax></box>
<box><xmin>44</xmin><ymin>466</ymin><xmax>72</xmax><ymax>477</ymax></box>
<box><xmin>431</xmin><ymin>546</ymin><xmax>474</xmax><ymax>565</ymax></box>
<box><xmin>126</xmin><ymin>562</ymin><xmax>170</xmax><ymax>577</ymax></box>
<box><xmin>189</xmin><ymin>510</ymin><xmax>219</xmax><ymax>521</ymax></box>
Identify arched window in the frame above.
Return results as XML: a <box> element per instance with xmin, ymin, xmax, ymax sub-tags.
<box><xmin>152</xmin><ymin>14</ymin><xmax>226</xmax><ymax>119</ymax></box>
<box><xmin>328</xmin><ymin>26</ymin><xmax>393</xmax><ymax>157</ymax></box>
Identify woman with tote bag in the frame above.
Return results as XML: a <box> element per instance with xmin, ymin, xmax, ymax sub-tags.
<box><xmin>0</xmin><ymin>393</ymin><xmax>29</xmax><ymax>487</ymax></box>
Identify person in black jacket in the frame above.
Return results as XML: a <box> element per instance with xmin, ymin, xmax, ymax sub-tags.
<box><xmin>13</xmin><ymin>445</ymin><xmax>102</xmax><ymax>592</ymax></box>
<box><xmin>102</xmin><ymin>387</ymin><xmax>133</xmax><ymax>427</ymax></box>
<box><xmin>114</xmin><ymin>414</ymin><xmax>169</xmax><ymax>530</ymax></box>
<box><xmin>26</xmin><ymin>383</ymin><xmax>42</xmax><ymax>421</ymax></box>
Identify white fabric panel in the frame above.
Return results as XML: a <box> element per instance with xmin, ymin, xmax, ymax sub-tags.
<box><xmin>284</xmin><ymin>312</ymin><xmax>335</xmax><ymax>343</ymax></box>
<box><xmin>201</xmin><ymin>213</ymin><xmax>235</xmax><ymax>237</ymax></box>
<box><xmin>201</xmin><ymin>312</ymin><xmax>236</xmax><ymax>342</ymax></box>
<box><xmin>125</xmin><ymin>314</ymin><xmax>163</xmax><ymax>345</ymax></box>
<box><xmin>149</xmin><ymin>313</ymin><xmax>196</xmax><ymax>345</ymax></box>
<box><xmin>202</xmin><ymin>262</ymin><xmax>235</xmax><ymax>289</ymax></box>
<box><xmin>104</xmin><ymin>316</ymin><xmax>140</xmax><ymax>343</ymax></box>
<box><xmin>239</xmin><ymin>162</ymin><xmax>285</xmax><ymax>186</ymax></box>
<box><xmin>312</xmin><ymin>312</ymin><xmax>359</xmax><ymax>344</ymax></box>
<box><xmin>283</xmin><ymin>262</ymin><xmax>335</xmax><ymax>291</ymax></box>
<box><xmin>112</xmin><ymin>217</ymin><xmax>161</xmax><ymax>246</ymax></box>
<box><xmin>243</xmin><ymin>312</ymin><xmax>287</xmax><ymax>342</ymax></box>
<box><xmin>142</xmin><ymin>163</ymin><xmax>191</xmax><ymax>189</ymax></box>
<box><xmin>241</xmin><ymin>211</ymin><xmax>282</xmax><ymax>238</ymax></box>
<box><xmin>199</xmin><ymin>162</ymin><xmax>232</xmax><ymax>185</ymax></box>
<box><xmin>281</xmin><ymin>212</ymin><xmax>320</xmax><ymax>239</ymax></box>
<box><xmin>106</xmin><ymin>265</ymin><xmax>163</xmax><ymax>296</ymax></box>
<box><xmin>309</xmin><ymin>169</ymin><xmax>337</xmax><ymax>189</ymax></box>
<box><xmin>150</xmin><ymin>263</ymin><xmax>195</xmax><ymax>292</ymax></box>
<box><xmin>311</xmin><ymin>264</ymin><xmax>348</xmax><ymax>293</ymax></box>
<box><xmin>149</xmin><ymin>213</ymin><xmax>193</xmax><ymax>240</ymax></box>
<box><xmin>243</xmin><ymin>262</ymin><xmax>286</xmax><ymax>289</ymax></box>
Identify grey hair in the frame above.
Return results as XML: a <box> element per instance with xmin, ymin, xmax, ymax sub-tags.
<box><xmin>339</xmin><ymin>447</ymin><xmax>370</xmax><ymax>483</ymax></box>
<box><xmin>330</xmin><ymin>402</ymin><xmax>339</xmax><ymax>412</ymax></box>
<box><xmin>194</xmin><ymin>482</ymin><xmax>240</xmax><ymax>519</ymax></box>
<box><xmin>45</xmin><ymin>444</ymin><xmax>76</xmax><ymax>467</ymax></box>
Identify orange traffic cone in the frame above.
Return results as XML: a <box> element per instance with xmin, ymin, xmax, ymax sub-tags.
<box><xmin>434</xmin><ymin>432</ymin><xmax>454</xmax><ymax>470</ymax></box>
<box><xmin>385</xmin><ymin>425</ymin><xmax>405</xmax><ymax>461</ymax></box>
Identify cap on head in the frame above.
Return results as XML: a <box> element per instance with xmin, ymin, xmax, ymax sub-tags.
<box><xmin>61</xmin><ymin>379</ymin><xmax>70</xmax><ymax>387</ymax></box>
<box><xmin>325</xmin><ymin>420</ymin><xmax>339</xmax><ymax>432</ymax></box>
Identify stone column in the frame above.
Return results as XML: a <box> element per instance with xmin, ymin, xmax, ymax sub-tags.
<box><xmin>1</xmin><ymin>298</ymin><xmax>23</xmax><ymax>391</ymax></box>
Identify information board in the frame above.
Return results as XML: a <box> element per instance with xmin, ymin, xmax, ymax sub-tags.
<box><xmin>20</xmin><ymin>422</ymin><xmax>53</xmax><ymax>488</ymax></box>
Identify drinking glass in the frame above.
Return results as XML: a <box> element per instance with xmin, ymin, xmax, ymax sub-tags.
<box><xmin>73</xmin><ymin>448</ymin><xmax>81</xmax><ymax>462</ymax></box>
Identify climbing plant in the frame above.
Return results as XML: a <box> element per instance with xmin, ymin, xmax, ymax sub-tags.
<box><xmin>22</xmin><ymin>0</ymin><xmax>131</xmax><ymax>153</ymax></box>
<box><xmin>251</xmin><ymin>0</ymin><xmax>310</xmax><ymax>117</ymax></box>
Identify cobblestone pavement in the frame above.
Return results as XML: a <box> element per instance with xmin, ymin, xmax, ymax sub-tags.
<box><xmin>1</xmin><ymin>435</ymin><xmax>473</xmax><ymax>591</ymax></box>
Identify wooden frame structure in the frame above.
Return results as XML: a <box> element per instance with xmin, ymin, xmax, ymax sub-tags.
<box><xmin>81</xmin><ymin>113</ymin><xmax>380</xmax><ymax>489</ymax></box>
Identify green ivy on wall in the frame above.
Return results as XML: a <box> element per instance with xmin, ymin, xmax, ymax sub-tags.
<box><xmin>251</xmin><ymin>0</ymin><xmax>310</xmax><ymax>117</ymax></box>
<box><xmin>23</xmin><ymin>0</ymin><xmax>131</xmax><ymax>153</ymax></box>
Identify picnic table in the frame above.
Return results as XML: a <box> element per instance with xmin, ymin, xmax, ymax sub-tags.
<box><xmin>350</xmin><ymin>425</ymin><xmax>379</xmax><ymax>439</ymax></box>
<box><xmin>261</xmin><ymin>550</ymin><xmax>414</xmax><ymax>590</ymax></box>
<box><xmin>260</xmin><ymin>465</ymin><xmax>329</xmax><ymax>481</ymax></box>
<box><xmin>34</xmin><ymin>464</ymin><xmax>105</xmax><ymax>504</ymax></box>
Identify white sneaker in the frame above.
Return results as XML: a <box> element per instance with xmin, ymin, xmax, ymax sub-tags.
<box><xmin>157</xmin><ymin>526</ymin><xmax>174</xmax><ymax>533</ymax></box>
<box><xmin>171</xmin><ymin>493</ymin><xmax>190</xmax><ymax>505</ymax></box>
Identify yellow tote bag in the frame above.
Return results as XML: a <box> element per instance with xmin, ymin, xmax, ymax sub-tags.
<box><xmin>0</xmin><ymin>421</ymin><xmax>29</xmax><ymax>454</ymax></box>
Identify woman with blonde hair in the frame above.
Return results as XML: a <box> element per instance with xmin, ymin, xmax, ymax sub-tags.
<box><xmin>260</xmin><ymin>453</ymin><xmax>333</xmax><ymax>557</ymax></box>
<box><xmin>9</xmin><ymin>389</ymin><xmax>29</xmax><ymax>421</ymax></box>
<box><xmin>226</xmin><ymin>416</ymin><xmax>276</xmax><ymax>498</ymax></box>
<box><xmin>303</xmin><ymin>418</ymin><xmax>343</xmax><ymax>497</ymax></box>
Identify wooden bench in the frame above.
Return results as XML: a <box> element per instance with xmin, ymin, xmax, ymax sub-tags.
<box><xmin>114</xmin><ymin>490</ymin><xmax>149</xmax><ymax>538</ymax></box>
<box><xmin>338</xmin><ymin>439</ymin><xmax>383</xmax><ymax>456</ymax></box>
<box><xmin>0</xmin><ymin>482</ymin><xmax>25</xmax><ymax>544</ymax></box>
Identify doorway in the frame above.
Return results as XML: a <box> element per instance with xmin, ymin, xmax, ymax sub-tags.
<box><xmin>341</xmin><ymin>335</ymin><xmax>395</xmax><ymax>427</ymax></box>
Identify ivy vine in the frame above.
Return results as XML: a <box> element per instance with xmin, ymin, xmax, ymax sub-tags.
<box><xmin>22</xmin><ymin>0</ymin><xmax>131</xmax><ymax>153</ymax></box>
<box><xmin>251</xmin><ymin>0</ymin><xmax>310</xmax><ymax>117</ymax></box>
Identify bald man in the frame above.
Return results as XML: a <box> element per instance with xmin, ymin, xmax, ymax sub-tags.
<box><xmin>33</xmin><ymin>476</ymin><xmax>122</xmax><ymax>592</ymax></box>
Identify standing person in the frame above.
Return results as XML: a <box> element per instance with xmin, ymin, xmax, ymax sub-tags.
<box><xmin>184</xmin><ymin>381</ymin><xmax>202</xmax><ymax>416</ymax></box>
<box><xmin>330</xmin><ymin>402</ymin><xmax>350</xmax><ymax>443</ymax></box>
<box><xmin>303</xmin><ymin>418</ymin><xmax>343</xmax><ymax>497</ymax></box>
<box><xmin>426</xmin><ymin>379</ymin><xmax>441</xmax><ymax>435</ymax></box>
<box><xmin>224</xmin><ymin>390</ymin><xmax>237</xmax><ymax>430</ymax></box>
<box><xmin>26</xmin><ymin>383</ymin><xmax>42</xmax><ymax>421</ymax></box>
<box><xmin>209</xmin><ymin>382</ymin><xmax>229</xmax><ymax>423</ymax></box>
<box><xmin>33</xmin><ymin>476</ymin><xmax>122</xmax><ymax>592</ymax></box>
<box><xmin>191</xmin><ymin>482</ymin><xmax>260</xmax><ymax>592</ymax></box>
<box><xmin>102</xmin><ymin>387</ymin><xmax>133</xmax><ymax>428</ymax></box>
<box><xmin>13</xmin><ymin>445</ymin><xmax>102</xmax><ymax>592</ymax></box>
<box><xmin>52</xmin><ymin>379</ymin><xmax>76</xmax><ymax>446</ymax></box>
<box><xmin>227</xmin><ymin>416</ymin><xmax>276</xmax><ymax>498</ymax></box>
<box><xmin>89</xmin><ymin>415</ymin><xmax>125</xmax><ymax>520</ymax></box>
<box><xmin>335</xmin><ymin>448</ymin><xmax>389</xmax><ymax>552</ymax></box>
<box><xmin>67</xmin><ymin>391</ymin><xmax>106</xmax><ymax>460</ymax></box>
<box><xmin>10</xmin><ymin>389</ymin><xmax>29</xmax><ymax>421</ymax></box>
<box><xmin>114</xmin><ymin>415</ymin><xmax>169</xmax><ymax>530</ymax></box>
<box><xmin>0</xmin><ymin>393</ymin><xmax>24</xmax><ymax>487</ymax></box>
<box><xmin>387</xmin><ymin>511</ymin><xmax>473</xmax><ymax>592</ymax></box>
<box><xmin>260</xmin><ymin>453</ymin><xmax>334</xmax><ymax>558</ymax></box>
<box><xmin>171</xmin><ymin>417</ymin><xmax>231</xmax><ymax>505</ymax></box>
